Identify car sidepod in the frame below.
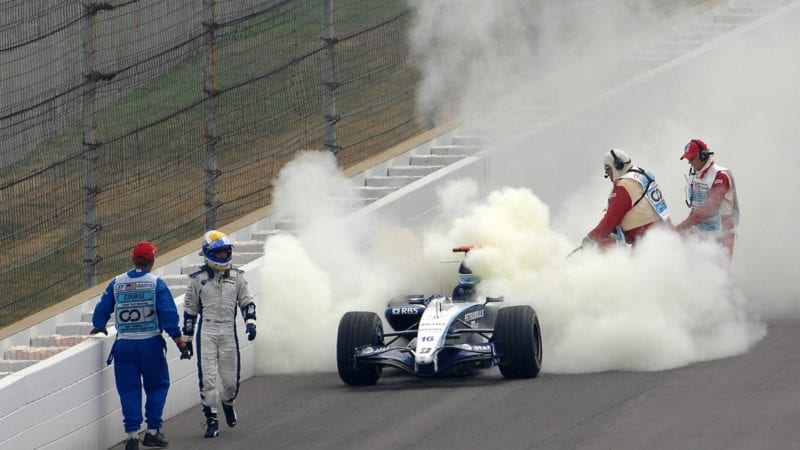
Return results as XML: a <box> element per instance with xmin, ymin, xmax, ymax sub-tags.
<box><xmin>384</xmin><ymin>298</ymin><xmax>426</xmax><ymax>333</ymax></box>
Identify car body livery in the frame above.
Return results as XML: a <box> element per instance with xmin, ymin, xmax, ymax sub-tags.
<box><xmin>336</xmin><ymin>246</ymin><xmax>543</xmax><ymax>385</ymax></box>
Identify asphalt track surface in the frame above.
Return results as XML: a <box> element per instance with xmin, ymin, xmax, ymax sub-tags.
<box><xmin>109</xmin><ymin>318</ymin><xmax>800</xmax><ymax>450</ymax></box>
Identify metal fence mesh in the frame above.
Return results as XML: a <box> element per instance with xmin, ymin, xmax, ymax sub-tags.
<box><xmin>0</xmin><ymin>0</ymin><xmax>435</xmax><ymax>327</ymax></box>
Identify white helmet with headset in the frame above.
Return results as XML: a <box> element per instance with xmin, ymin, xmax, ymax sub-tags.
<box><xmin>603</xmin><ymin>148</ymin><xmax>632</xmax><ymax>181</ymax></box>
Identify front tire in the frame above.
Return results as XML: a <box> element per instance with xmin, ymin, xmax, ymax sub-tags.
<box><xmin>336</xmin><ymin>311</ymin><xmax>384</xmax><ymax>386</ymax></box>
<box><xmin>494</xmin><ymin>305</ymin><xmax>542</xmax><ymax>379</ymax></box>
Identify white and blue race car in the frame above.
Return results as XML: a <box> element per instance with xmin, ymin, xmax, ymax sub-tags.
<box><xmin>336</xmin><ymin>246</ymin><xmax>542</xmax><ymax>385</ymax></box>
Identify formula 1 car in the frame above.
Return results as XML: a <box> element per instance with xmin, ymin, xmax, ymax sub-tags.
<box><xmin>336</xmin><ymin>246</ymin><xmax>542</xmax><ymax>385</ymax></box>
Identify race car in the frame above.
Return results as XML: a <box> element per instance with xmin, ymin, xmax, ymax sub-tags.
<box><xmin>336</xmin><ymin>245</ymin><xmax>543</xmax><ymax>385</ymax></box>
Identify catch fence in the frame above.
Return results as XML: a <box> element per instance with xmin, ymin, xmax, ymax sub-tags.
<box><xmin>0</xmin><ymin>0</ymin><xmax>441</xmax><ymax>327</ymax></box>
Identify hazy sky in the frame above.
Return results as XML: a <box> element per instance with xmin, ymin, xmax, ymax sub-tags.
<box><xmin>252</xmin><ymin>1</ymin><xmax>800</xmax><ymax>376</ymax></box>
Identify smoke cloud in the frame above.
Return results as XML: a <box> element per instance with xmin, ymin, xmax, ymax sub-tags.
<box><xmin>409</xmin><ymin>0</ymin><xmax>800</xmax><ymax>318</ymax></box>
<box><xmin>254</xmin><ymin>155</ymin><xmax>764</xmax><ymax>375</ymax></box>
<box><xmin>253</xmin><ymin>1</ymin><xmax>799</xmax><ymax>375</ymax></box>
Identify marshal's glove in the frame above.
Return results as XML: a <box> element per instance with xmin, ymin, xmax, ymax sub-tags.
<box><xmin>245</xmin><ymin>321</ymin><xmax>257</xmax><ymax>341</ymax></box>
<box><xmin>90</xmin><ymin>327</ymin><xmax>108</xmax><ymax>336</ymax></box>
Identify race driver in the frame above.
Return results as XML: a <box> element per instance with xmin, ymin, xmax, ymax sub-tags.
<box><xmin>182</xmin><ymin>230</ymin><xmax>257</xmax><ymax>438</ymax></box>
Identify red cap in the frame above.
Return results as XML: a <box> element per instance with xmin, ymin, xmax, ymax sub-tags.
<box><xmin>680</xmin><ymin>139</ymin><xmax>706</xmax><ymax>160</ymax></box>
<box><xmin>132</xmin><ymin>241</ymin><xmax>158</xmax><ymax>263</ymax></box>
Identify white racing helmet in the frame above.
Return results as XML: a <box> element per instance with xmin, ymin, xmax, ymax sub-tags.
<box><xmin>201</xmin><ymin>230</ymin><xmax>233</xmax><ymax>271</ymax></box>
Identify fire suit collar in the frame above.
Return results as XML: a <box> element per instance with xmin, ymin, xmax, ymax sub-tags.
<box><xmin>697</xmin><ymin>160</ymin><xmax>714</xmax><ymax>178</ymax></box>
<box><xmin>214</xmin><ymin>269</ymin><xmax>231</xmax><ymax>279</ymax></box>
<box><xmin>204</xmin><ymin>265</ymin><xmax>230</xmax><ymax>278</ymax></box>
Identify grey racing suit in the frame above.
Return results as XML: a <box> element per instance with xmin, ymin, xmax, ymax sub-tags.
<box><xmin>183</xmin><ymin>265</ymin><xmax>255</xmax><ymax>411</ymax></box>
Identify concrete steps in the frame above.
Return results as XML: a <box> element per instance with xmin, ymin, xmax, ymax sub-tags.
<box><xmin>341</xmin><ymin>129</ymin><xmax>490</xmax><ymax>203</ymax></box>
<box><xmin>366</xmin><ymin>175</ymin><xmax>424</xmax><ymax>188</ymax></box>
<box><xmin>80</xmin><ymin>311</ymin><xmax>110</xmax><ymax>324</ymax></box>
<box><xmin>386</xmin><ymin>164</ymin><xmax>445</xmax><ymax>177</ymax></box>
<box><xmin>0</xmin><ymin>319</ymin><xmax>109</xmax><ymax>379</ymax></box>
<box><xmin>4</xmin><ymin>345</ymin><xmax>72</xmax><ymax>360</ymax></box>
<box><xmin>0</xmin><ymin>359</ymin><xmax>39</xmax><ymax>374</ymax></box>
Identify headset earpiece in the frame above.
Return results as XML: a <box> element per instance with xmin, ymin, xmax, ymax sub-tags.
<box><xmin>610</xmin><ymin>149</ymin><xmax>628</xmax><ymax>170</ymax></box>
<box><xmin>692</xmin><ymin>139</ymin><xmax>712</xmax><ymax>161</ymax></box>
<box><xmin>610</xmin><ymin>149</ymin><xmax>623</xmax><ymax>170</ymax></box>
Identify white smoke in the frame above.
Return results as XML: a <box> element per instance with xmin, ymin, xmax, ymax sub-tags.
<box><xmin>409</xmin><ymin>0</ymin><xmax>800</xmax><ymax>320</ymax></box>
<box><xmin>409</xmin><ymin>0</ymin><xmax>703</xmax><ymax>128</ymax></box>
<box><xmin>425</xmin><ymin>180</ymin><xmax>764</xmax><ymax>373</ymax></box>
<box><xmin>254</xmin><ymin>154</ymin><xmax>764</xmax><ymax>374</ymax></box>
<box><xmin>253</xmin><ymin>1</ymin><xmax>799</xmax><ymax>375</ymax></box>
<box><xmin>255</xmin><ymin>151</ymin><xmax>440</xmax><ymax>373</ymax></box>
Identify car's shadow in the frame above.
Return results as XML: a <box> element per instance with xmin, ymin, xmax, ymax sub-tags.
<box><xmin>339</xmin><ymin>367</ymin><xmax>537</xmax><ymax>391</ymax></box>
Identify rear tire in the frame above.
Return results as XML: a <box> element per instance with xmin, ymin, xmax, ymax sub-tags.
<box><xmin>336</xmin><ymin>311</ymin><xmax>384</xmax><ymax>386</ymax></box>
<box><xmin>494</xmin><ymin>305</ymin><xmax>542</xmax><ymax>379</ymax></box>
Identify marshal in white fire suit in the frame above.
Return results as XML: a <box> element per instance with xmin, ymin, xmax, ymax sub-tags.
<box><xmin>183</xmin><ymin>266</ymin><xmax>256</xmax><ymax>412</ymax></box>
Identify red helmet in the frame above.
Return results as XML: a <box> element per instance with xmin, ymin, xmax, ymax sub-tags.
<box><xmin>132</xmin><ymin>241</ymin><xmax>158</xmax><ymax>263</ymax></box>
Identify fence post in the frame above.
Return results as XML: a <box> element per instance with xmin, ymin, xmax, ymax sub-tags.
<box><xmin>80</xmin><ymin>3</ymin><xmax>103</xmax><ymax>288</ymax></box>
<box><xmin>203</xmin><ymin>0</ymin><xmax>220</xmax><ymax>230</ymax></box>
<box><xmin>321</xmin><ymin>0</ymin><xmax>339</xmax><ymax>154</ymax></box>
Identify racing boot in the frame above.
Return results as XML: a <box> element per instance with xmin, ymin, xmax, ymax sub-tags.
<box><xmin>203</xmin><ymin>406</ymin><xmax>219</xmax><ymax>438</ymax></box>
<box><xmin>125</xmin><ymin>437</ymin><xmax>140</xmax><ymax>450</ymax></box>
<box><xmin>141</xmin><ymin>429</ymin><xmax>168</xmax><ymax>448</ymax></box>
<box><xmin>222</xmin><ymin>402</ymin><xmax>237</xmax><ymax>427</ymax></box>
<box><xmin>204</xmin><ymin>417</ymin><xmax>219</xmax><ymax>438</ymax></box>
